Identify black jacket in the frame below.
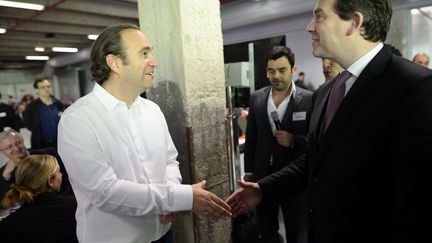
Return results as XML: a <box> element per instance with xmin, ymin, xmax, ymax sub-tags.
<box><xmin>258</xmin><ymin>46</ymin><xmax>432</xmax><ymax>243</ymax></box>
<box><xmin>0</xmin><ymin>192</ymin><xmax>78</xmax><ymax>243</ymax></box>
<box><xmin>23</xmin><ymin>97</ymin><xmax>64</xmax><ymax>149</ymax></box>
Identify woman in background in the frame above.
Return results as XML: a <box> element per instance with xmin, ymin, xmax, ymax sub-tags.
<box><xmin>0</xmin><ymin>154</ymin><xmax>77</xmax><ymax>243</ymax></box>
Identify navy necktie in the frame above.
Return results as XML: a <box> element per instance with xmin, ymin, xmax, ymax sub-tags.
<box><xmin>324</xmin><ymin>70</ymin><xmax>351</xmax><ymax>130</ymax></box>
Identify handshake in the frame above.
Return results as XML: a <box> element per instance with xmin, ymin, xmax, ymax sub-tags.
<box><xmin>189</xmin><ymin>179</ymin><xmax>263</xmax><ymax>221</ymax></box>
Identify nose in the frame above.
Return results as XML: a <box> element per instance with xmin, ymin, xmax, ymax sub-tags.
<box><xmin>149</xmin><ymin>54</ymin><xmax>158</xmax><ymax>68</ymax></box>
<box><xmin>306</xmin><ymin>19</ymin><xmax>315</xmax><ymax>32</ymax></box>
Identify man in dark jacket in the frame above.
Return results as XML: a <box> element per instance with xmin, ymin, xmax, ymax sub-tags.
<box><xmin>227</xmin><ymin>1</ymin><xmax>432</xmax><ymax>243</ymax></box>
<box><xmin>23</xmin><ymin>78</ymin><xmax>64</xmax><ymax>149</ymax></box>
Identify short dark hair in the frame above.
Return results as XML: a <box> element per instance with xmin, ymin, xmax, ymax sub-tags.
<box><xmin>266</xmin><ymin>46</ymin><xmax>295</xmax><ymax>68</ymax></box>
<box><xmin>334</xmin><ymin>0</ymin><xmax>392</xmax><ymax>42</ymax></box>
<box><xmin>33</xmin><ymin>78</ymin><xmax>49</xmax><ymax>89</ymax></box>
<box><xmin>90</xmin><ymin>23</ymin><xmax>139</xmax><ymax>85</ymax></box>
<box><xmin>385</xmin><ymin>44</ymin><xmax>402</xmax><ymax>57</ymax></box>
<box><xmin>299</xmin><ymin>72</ymin><xmax>305</xmax><ymax>76</ymax></box>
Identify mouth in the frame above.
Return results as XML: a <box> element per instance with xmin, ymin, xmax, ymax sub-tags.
<box><xmin>145</xmin><ymin>71</ymin><xmax>154</xmax><ymax>76</ymax></box>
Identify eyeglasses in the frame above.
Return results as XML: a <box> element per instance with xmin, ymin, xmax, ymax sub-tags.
<box><xmin>37</xmin><ymin>85</ymin><xmax>51</xmax><ymax>89</ymax></box>
<box><xmin>0</xmin><ymin>139</ymin><xmax>24</xmax><ymax>151</ymax></box>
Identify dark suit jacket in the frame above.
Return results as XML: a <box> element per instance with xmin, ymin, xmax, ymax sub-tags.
<box><xmin>0</xmin><ymin>192</ymin><xmax>78</xmax><ymax>243</ymax></box>
<box><xmin>244</xmin><ymin>85</ymin><xmax>312</xmax><ymax>181</ymax></box>
<box><xmin>0</xmin><ymin>103</ymin><xmax>22</xmax><ymax>131</ymax></box>
<box><xmin>258</xmin><ymin>46</ymin><xmax>432</xmax><ymax>243</ymax></box>
<box><xmin>23</xmin><ymin>97</ymin><xmax>64</xmax><ymax>149</ymax></box>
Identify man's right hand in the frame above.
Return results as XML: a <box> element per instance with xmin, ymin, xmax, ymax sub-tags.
<box><xmin>225</xmin><ymin>179</ymin><xmax>263</xmax><ymax>217</ymax></box>
<box><xmin>191</xmin><ymin>180</ymin><xmax>232</xmax><ymax>221</ymax></box>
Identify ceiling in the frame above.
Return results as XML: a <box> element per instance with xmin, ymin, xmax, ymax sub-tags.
<box><xmin>0</xmin><ymin>0</ymin><xmax>243</xmax><ymax>69</ymax></box>
<box><xmin>1</xmin><ymin>0</ymin><xmax>431</xmax><ymax>69</ymax></box>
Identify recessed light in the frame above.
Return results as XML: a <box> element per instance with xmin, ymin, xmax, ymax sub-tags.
<box><xmin>0</xmin><ymin>28</ymin><xmax>6</xmax><ymax>34</ymax></box>
<box><xmin>35</xmin><ymin>47</ymin><xmax>45</xmax><ymax>52</ymax></box>
<box><xmin>87</xmin><ymin>34</ymin><xmax>98</xmax><ymax>40</ymax></box>
<box><xmin>26</xmin><ymin>56</ymin><xmax>49</xmax><ymax>60</ymax></box>
<box><xmin>0</xmin><ymin>0</ymin><xmax>45</xmax><ymax>11</ymax></box>
<box><xmin>52</xmin><ymin>47</ymin><xmax>78</xmax><ymax>53</ymax></box>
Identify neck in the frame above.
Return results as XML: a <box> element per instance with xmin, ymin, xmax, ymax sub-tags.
<box><xmin>336</xmin><ymin>41</ymin><xmax>380</xmax><ymax>69</ymax></box>
<box><xmin>102</xmin><ymin>79</ymin><xmax>141</xmax><ymax>108</ymax></box>
<box><xmin>39</xmin><ymin>96</ymin><xmax>51</xmax><ymax>104</ymax></box>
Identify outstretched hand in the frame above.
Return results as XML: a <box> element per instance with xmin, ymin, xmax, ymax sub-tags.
<box><xmin>191</xmin><ymin>180</ymin><xmax>232</xmax><ymax>221</ymax></box>
<box><xmin>225</xmin><ymin>179</ymin><xmax>263</xmax><ymax>217</ymax></box>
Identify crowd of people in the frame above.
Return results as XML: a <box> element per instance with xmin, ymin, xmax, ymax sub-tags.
<box><xmin>0</xmin><ymin>0</ymin><xmax>431</xmax><ymax>243</ymax></box>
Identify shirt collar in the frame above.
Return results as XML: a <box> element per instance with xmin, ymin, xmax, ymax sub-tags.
<box><xmin>93</xmin><ymin>83</ymin><xmax>142</xmax><ymax>112</ymax></box>
<box><xmin>346</xmin><ymin>42</ymin><xmax>384</xmax><ymax>77</ymax></box>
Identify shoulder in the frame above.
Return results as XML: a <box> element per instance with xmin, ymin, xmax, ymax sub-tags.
<box><xmin>251</xmin><ymin>86</ymin><xmax>270</xmax><ymax>98</ymax></box>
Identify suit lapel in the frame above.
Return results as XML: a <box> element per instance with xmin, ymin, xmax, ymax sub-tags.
<box><xmin>258</xmin><ymin>86</ymin><xmax>272</xmax><ymax>133</ymax></box>
<box><xmin>314</xmin><ymin>46</ymin><xmax>392</xmax><ymax>169</ymax></box>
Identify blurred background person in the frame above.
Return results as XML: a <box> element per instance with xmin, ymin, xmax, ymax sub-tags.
<box><xmin>412</xmin><ymin>52</ymin><xmax>430</xmax><ymax>68</ymax></box>
<box><xmin>294</xmin><ymin>71</ymin><xmax>314</xmax><ymax>91</ymax></box>
<box><xmin>23</xmin><ymin>78</ymin><xmax>64</xmax><ymax>149</ymax></box>
<box><xmin>0</xmin><ymin>154</ymin><xmax>77</xmax><ymax>243</ymax></box>
<box><xmin>0</xmin><ymin>130</ymin><xmax>72</xmax><ymax>201</ymax></box>
<box><xmin>322</xmin><ymin>58</ymin><xmax>342</xmax><ymax>82</ymax></box>
<box><xmin>0</xmin><ymin>92</ymin><xmax>22</xmax><ymax>132</ymax></box>
<box><xmin>0</xmin><ymin>130</ymin><xmax>28</xmax><ymax>201</ymax></box>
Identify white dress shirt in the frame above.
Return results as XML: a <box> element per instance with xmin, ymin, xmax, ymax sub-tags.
<box><xmin>344</xmin><ymin>42</ymin><xmax>384</xmax><ymax>95</ymax></box>
<box><xmin>267</xmin><ymin>81</ymin><xmax>296</xmax><ymax>132</ymax></box>
<box><xmin>58</xmin><ymin>83</ymin><xmax>193</xmax><ymax>243</ymax></box>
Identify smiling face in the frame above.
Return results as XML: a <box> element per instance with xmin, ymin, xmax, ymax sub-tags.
<box><xmin>0</xmin><ymin>132</ymin><xmax>28</xmax><ymax>160</ymax></box>
<box><xmin>306</xmin><ymin>0</ymin><xmax>351</xmax><ymax>60</ymax></box>
<box><xmin>118</xmin><ymin>29</ymin><xmax>158</xmax><ymax>92</ymax></box>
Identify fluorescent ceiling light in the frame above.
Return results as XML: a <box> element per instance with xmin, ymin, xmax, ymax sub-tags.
<box><xmin>0</xmin><ymin>28</ymin><xmax>6</xmax><ymax>34</ymax></box>
<box><xmin>26</xmin><ymin>56</ymin><xmax>49</xmax><ymax>60</ymax></box>
<box><xmin>87</xmin><ymin>34</ymin><xmax>98</xmax><ymax>40</ymax></box>
<box><xmin>0</xmin><ymin>0</ymin><xmax>45</xmax><ymax>11</ymax></box>
<box><xmin>35</xmin><ymin>47</ymin><xmax>45</xmax><ymax>52</ymax></box>
<box><xmin>52</xmin><ymin>47</ymin><xmax>78</xmax><ymax>53</ymax></box>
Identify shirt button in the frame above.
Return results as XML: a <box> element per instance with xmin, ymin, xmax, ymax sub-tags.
<box><xmin>309</xmin><ymin>209</ymin><xmax>313</xmax><ymax>213</ymax></box>
<box><xmin>312</xmin><ymin>176</ymin><xmax>319</xmax><ymax>183</ymax></box>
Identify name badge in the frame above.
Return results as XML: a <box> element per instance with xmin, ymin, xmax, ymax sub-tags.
<box><xmin>0</xmin><ymin>112</ymin><xmax>6</xmax><ymax>118</ymax></box>
<box><xmin>292</xmin><ymin>111</ymin><xmax>306</xmax><ymax>121</ymax></box>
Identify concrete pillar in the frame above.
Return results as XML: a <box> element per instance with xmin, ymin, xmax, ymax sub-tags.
<box><xmin>387</xmin><ymin>8</ymin><xmax>411</xmax><ymax>58</ymax></box>
<box><xmin>138</xmin><ymin>1</ymin><xmax>232</xmax><ymax>243</ymax></box>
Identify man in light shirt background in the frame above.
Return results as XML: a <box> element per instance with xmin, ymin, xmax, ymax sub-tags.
<box><xmin>58</xmin><ymin>24</ymin><xmax>230</xmax><ymax>243</ymax></box>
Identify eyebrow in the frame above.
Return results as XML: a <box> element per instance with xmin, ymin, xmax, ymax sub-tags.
<box><xmin>138</xmin><ymin>46</ymin><xmax>152</xmax><ymax>55</ymax></box>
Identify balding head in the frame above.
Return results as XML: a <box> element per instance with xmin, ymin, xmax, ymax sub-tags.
<box><xmin>413</xmin><ymin>53</ymin><xmax>430</xmax><ymax>68</ymax></box>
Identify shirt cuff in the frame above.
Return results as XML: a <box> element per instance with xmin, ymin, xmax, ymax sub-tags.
<box><xmin>172</xmin><ymin>184</ymin><xmax>193</xmax><ymax>211</ymax></box>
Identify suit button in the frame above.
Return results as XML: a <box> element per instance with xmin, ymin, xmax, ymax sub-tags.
<box><xmin>308</xmin><ymin>209</ymin><xmax>313</xmax><ymax>213</ymax></box>
<box><xmin>312</xmin><ymin>176</ymin><xmax>319</xmax><ymax>183</ymax></box>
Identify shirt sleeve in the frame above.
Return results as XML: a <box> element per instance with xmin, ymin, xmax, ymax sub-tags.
<box><xmin>58</xmin><ymin>112</ymin><xmax>193</xmax><ymax>217</ymax></box>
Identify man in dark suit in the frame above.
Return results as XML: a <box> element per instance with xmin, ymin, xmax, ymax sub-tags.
<box><xmin>227</xmin><ymin>1</ymin><xmax>432</xmax><ymax>243</ymax></box>
<box><xmin>243</xmin><ymin>46</ymin><xmax>312</xmax><ymax>243</ymax></box>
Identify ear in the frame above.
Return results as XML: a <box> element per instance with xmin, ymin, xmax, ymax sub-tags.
<box><xmin>347</xmin><ymin>12</ymin><xmax>364</xmax><ymax>36</ymax></box>
<box><xmin>47</xmin><ymin>177</ymin><xmax>54</xmax><ymax>189</ymax></box>
<box><xmin>106</xmin><ymin>54</ymin><xmax>121</xmax><ymax>74</ymax></box>
<box><xmin>292</xmin><ymin>64</ymin><xmax>298</xmax><ymax>74</ymax></box>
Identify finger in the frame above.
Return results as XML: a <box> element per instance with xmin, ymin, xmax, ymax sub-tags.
<box><xmin>209</xmin><ymin>195</ymin><xmax>231</xmax><ymax>216</ymax></box>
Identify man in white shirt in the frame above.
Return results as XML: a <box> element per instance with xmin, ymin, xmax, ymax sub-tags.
<box><xmin>58</xmin><ymin>24</ymin><xmax>231</xmax><ymax>243</ymax></box>
<box><xmin>227</xmin><ymin>1</ymin><xmax>432</xmax><ymax>243</ymax></box>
